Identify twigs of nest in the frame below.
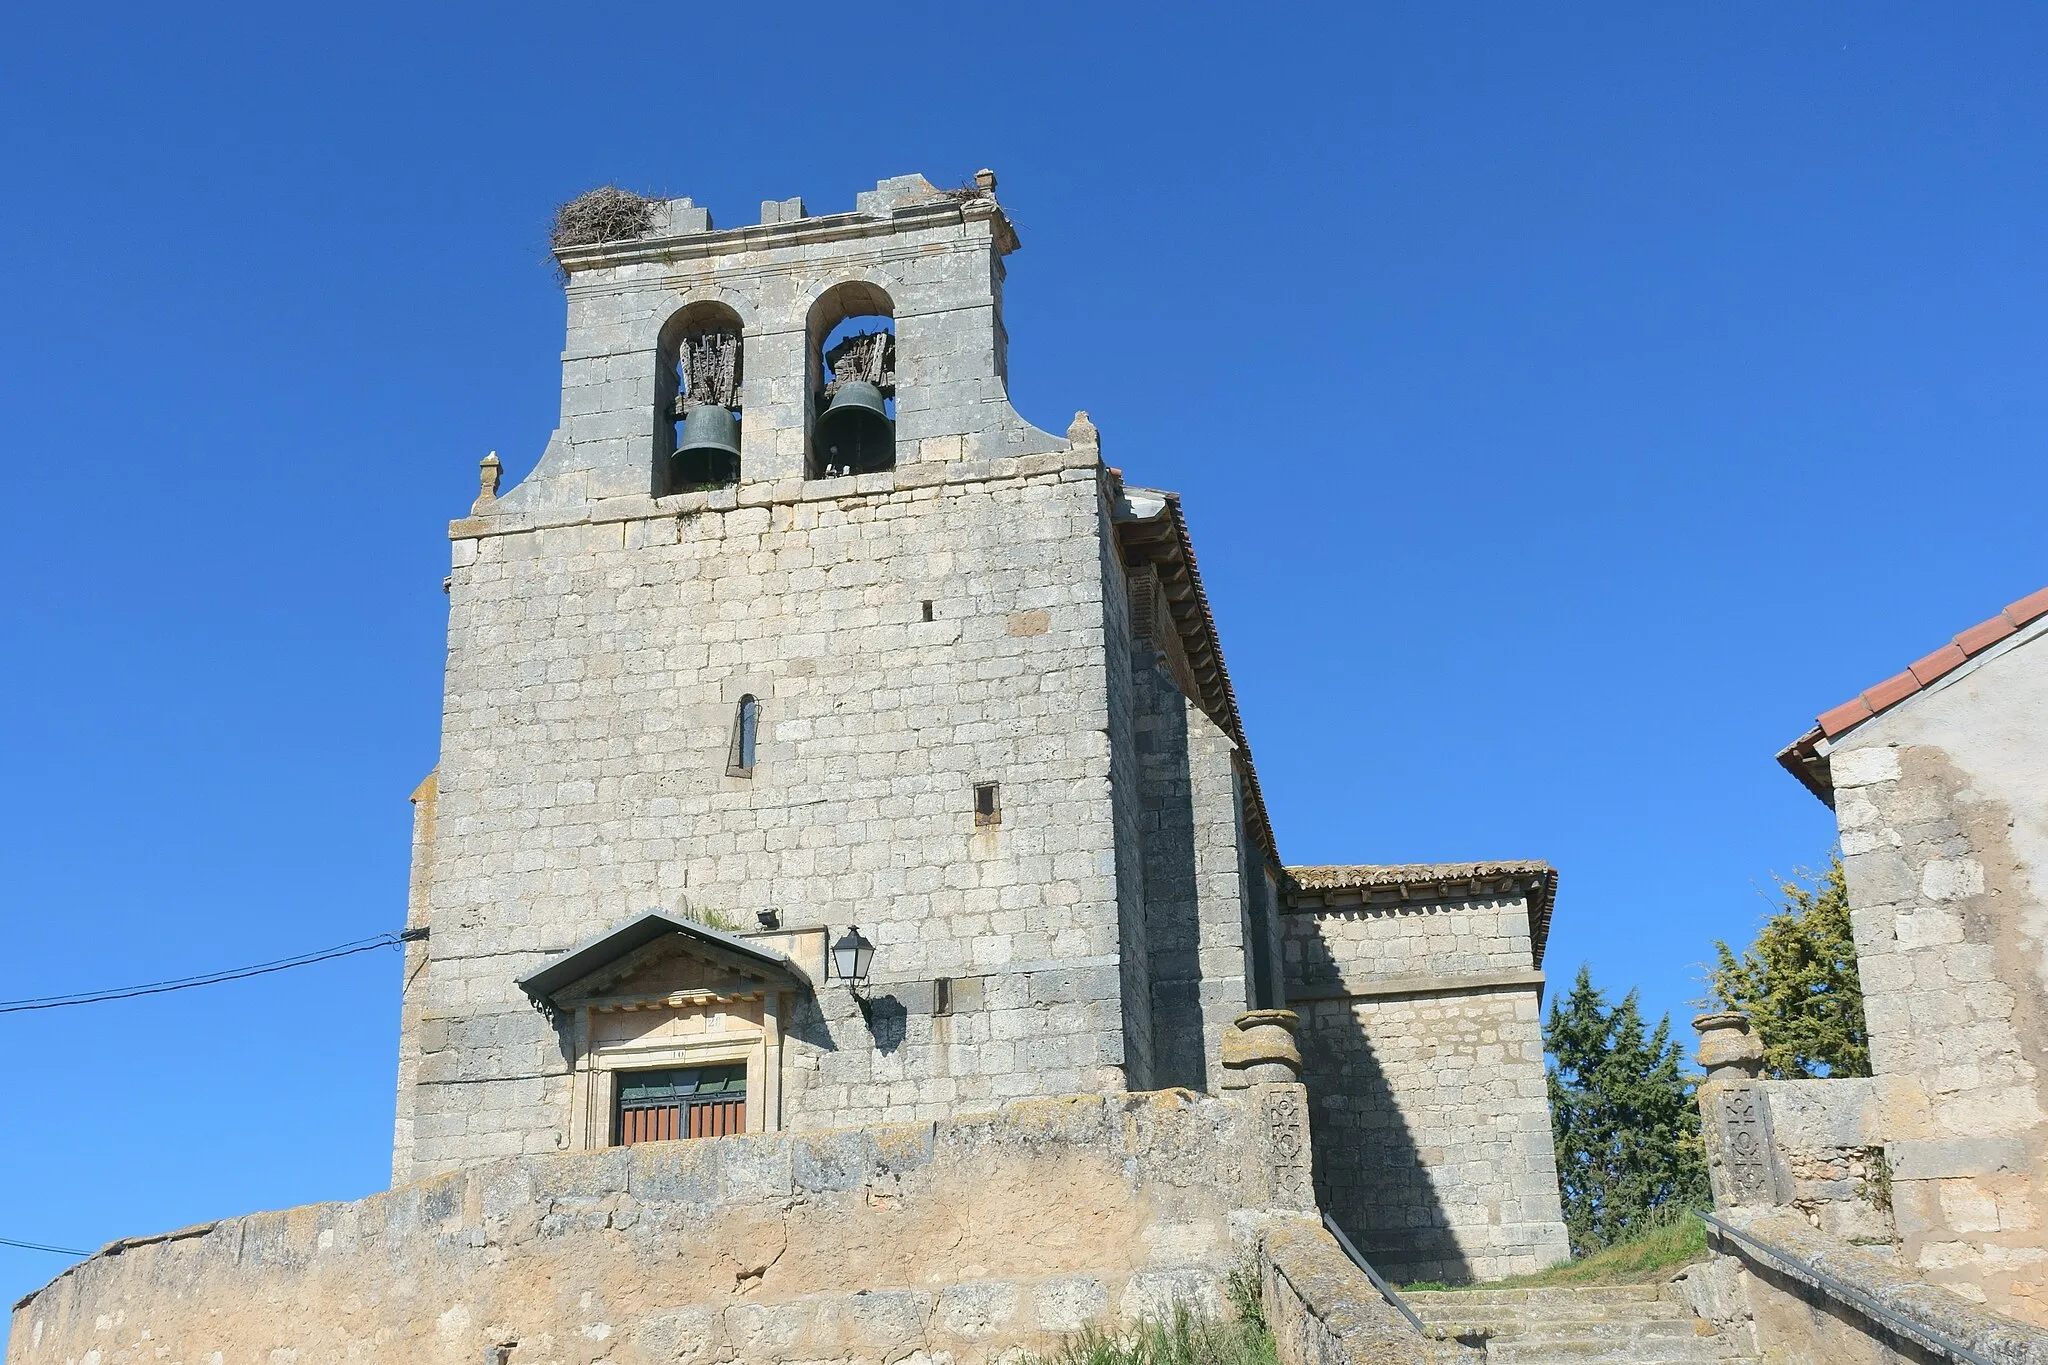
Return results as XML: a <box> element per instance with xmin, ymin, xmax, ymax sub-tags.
<box><xmin>677</xmin><ymin>330</ymin><xmax>741</xmax><ymax>411</ymax></box>
<box><xmin>551</xmin><ymin>186</ymin><xmax>655</xmax><ymax>251</ymax></box>
<box><xmin>824</xmin><ymin>330</ymin><xmax>895</xmax><ymax>394</ymax></box>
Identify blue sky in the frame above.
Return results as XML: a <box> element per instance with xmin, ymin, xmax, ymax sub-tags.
<box><xmin>5</xmin><ymin>0</ymin><xmax>2047</xmax><ymax>1320</ymax></box>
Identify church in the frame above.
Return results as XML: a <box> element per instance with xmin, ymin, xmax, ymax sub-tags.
<box><xmin>12</xmin><ymin>172</ymin><xmax>1568</xmax><ymax>1365</ymax></box>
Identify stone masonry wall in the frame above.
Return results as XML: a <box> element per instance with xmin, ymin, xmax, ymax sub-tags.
<box><xmin>525</xmin><ymin>174</ymin><xmax>1060</xmax><ymax>513</ymax></box>
<box><xmin>1294</xmin><ymin>987</ymin><xmax>1564</xmax><ymax>1283</ymax></box>
<box><xmin>1282</xmin><ymin>891</ymin><xmax>1569</xmax><ymax>1282</ymax></box>
<box><xmin>404</xmin><ymin>450</ymin><xmax>1132</xmax><ymax>1178</ymax></box>
<box><xmin>1285</xmin><ymin>894</ymin><xmax>1533</xmax><ymax>996</ymax></box>
<box><xmin>10</xmin><ymin>1090</ymin><xmax>1318</xmax><ymax>1365</ymax></box>
<box><xmin>1826</xmin><ymin>625</ymin><xmax>2048</xmax><ymax>1322</ymax></box>
<box><xmin>1697</xmin><ymin>1075</ymin><xmax>1894</xmax><ymax>1244</ymax></box>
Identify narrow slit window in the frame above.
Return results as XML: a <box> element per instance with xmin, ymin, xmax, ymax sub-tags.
<box><xmin>933</xmin><ymin>977</ymin><xmax>953</xmax><ymax>1017</ymax></box>
<box><xmin>973</xmin><ymin>782</ymin><xmax>1000</xmax><ymax>827</ymax></box>
<box><xmin>728</xmin><ymin>694</ymin><xmax>759</xmax><ymax>776</ymax></box>
<box><xmin>921</xmin><ymin>600</ymin><xmax>934</xmax><ymax>623</ymax></box>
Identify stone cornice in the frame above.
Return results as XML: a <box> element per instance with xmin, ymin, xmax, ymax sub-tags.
<box><xmin>568</xmin><ymin>988</ymin><xmax>771</xmax><ymax>1012</ymax></box>
<box><xmin>1286</xmin><ymin>966</ymin><xmax>1546</xmax><ymax>1005</ymax></box>
<box><xmin>554</xmin><ymin>198</ymin><xmax>1016</xmax><ymax>277</ymax></box>
<box><xmin>452</xmin><ymin>445</ymin><xmax>1098</xmax><ymax>542</ymax></box>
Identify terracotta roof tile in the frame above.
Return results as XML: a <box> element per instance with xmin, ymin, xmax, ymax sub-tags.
<box><xmin>1907</xmin><ymin>644</ymin><xmax>1968</xmax><ymax>686</ymax></box>
<box><xmin>1285</xmin><ymin>861</ymin><xmax>1560</xmax><ymax>969</ymax></box>
<box><xmin>1816</xmin><ymin>697</ymin><xmax>1875</xmax><ymax>737</ymax></box>
<box><xmin>2010</xmin><ymin>586</ymin><xmax>2048</xmax><ymax>626</ymax></box>
<box><xmin>1798</xmin><ymin>581</ymin><xmax>2048</xmax><ymax>747</ymax></box>
<box><xmin>1287</xmin><ymin>860</ymin><xmax>1554</xmax><ymax>892</ymax></box>
<box><xmin>1859</xmin><ymin>669</ymin><xmax>1921</xmax><ymax>715</ymax></box>
<box><xmin>1952</xmin><ymin>616</ymin><xmax>2017</xmax><ymax>654</ymax></box>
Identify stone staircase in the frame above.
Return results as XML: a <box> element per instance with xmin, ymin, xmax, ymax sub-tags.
<box><xmin>1401</xmin><ymin>1282</ymin><xmax>1758</xmax><ymax>1364</ymax></box>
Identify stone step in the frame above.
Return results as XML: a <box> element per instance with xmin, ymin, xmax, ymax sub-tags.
<box><xmin>1403</xmin><ymin>1279</ymin><xmax>1755</xmax><ymax>1365</ymax></box>
<box><xmin>1483</xmin><ymin>1346</ymin><xmax>1753</xmax><ymax>1365</ymax></box>
<box><xmin>1419</xmin><ymin>1302</ymin><xmax>1699</xmax><ymax>1329</ymax></box>
<box><xmin>1406</xmin><ymin>1284</ymin><xmax>1672</xmax><ymax>1308</ymax></box>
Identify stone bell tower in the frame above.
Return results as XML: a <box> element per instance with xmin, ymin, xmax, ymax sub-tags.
<box><xmin>390</xmin><ymin>172</ymin><xmax>1287</xmax><ymax>1182</ymax></box>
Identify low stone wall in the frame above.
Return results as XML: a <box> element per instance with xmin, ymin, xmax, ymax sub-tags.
<box><xmin>1257</xmin><ymin>1220</ymin><xmax>1432</xmax><ymax>1365</ymax></box>
<box><xmin>12</xmin><ymin>1089</ymin><xmax>1311</xmax><ymax>1365</ymax></box>
<box><xmin>1699</xmin><ymin>1075</ymin><xmax>1895</xmax><ymax>1243</ymax></box>
<box><xmin>1707</xmin><ymin>1210</ymin><xmax>2048</xmax><ymax>1365</ymax></box>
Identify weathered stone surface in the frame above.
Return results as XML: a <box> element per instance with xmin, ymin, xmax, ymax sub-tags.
<box><xmin>1259</xmin><ymin>1219</ymin><xmax>1433</xmax><ymax>1365</ymax></box>
<box><xmin>1713</xmin><ymin>1210</ymin><xmax>2048</xmax><ymax>1364</ymax></box>
<box><xmin>12</xmin><ymin>1091</ymin><xmax>1304</xmax><ymax>1365</ymax></box>
<box><xmin>1817</xmin><ymin>625</ymin><xmax>2048</xmax><ymax>1322</ymax></box>
<box><xmin>1283</xmin><ymin>885</ymin><xmax>1569</xmax><ymax>1282</ymax></box>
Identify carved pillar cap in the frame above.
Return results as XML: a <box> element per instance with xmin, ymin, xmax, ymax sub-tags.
<box><xmin>1694</xmin><ymin>1011</ymin><xmax>1765</xmax><ymax>1081</ymax></box>
<box><xmin>1222</xmin><ymin>1009</ymin><xmax>1303</xmax><ymax>1086</ymax></box>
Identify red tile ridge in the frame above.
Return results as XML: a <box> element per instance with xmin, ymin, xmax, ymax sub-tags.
<box><xmin>1908</xmin><ymin>643</ymin><xmax>1968</xmax><ymax>686</ymax></box>
<box><xmin>1817</xmin><ymin>698</ymin><xmax>1874</xmax><ymax>738</ymax></box>
<box><xmin>1810</xmin><ymin>583</ymin><xmax>2048</xmax><ymax>740</ymax></box>
<box><xmin>2008</xmin><ymin>586</ymin><xmax>2048</xmax><ymax>627</ymax></box>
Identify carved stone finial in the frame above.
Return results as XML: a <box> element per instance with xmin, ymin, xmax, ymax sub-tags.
<box><xmin>1221</xmin><ymin>1009</ymin><xmax>1303</xmax><ymax>1088</ymax></box>
<box><xmin>1694</xmin><ymin>1011</ymin><xmax>1765</xmax><ymax>1081</ymax></box>
<box><xmin>475</xmin><ymin>452</ymin><xmax>502</xmax><ymax>511</ymax></box>
<box><xmin>1067</xmin><ymin>411</ymin><xmax>1099</xmax><ymax>448</ymax></box>
<box><xmin>974</xmin><ymin>168</ymin><xmax>998</xmax><ymax>194</ymax></box>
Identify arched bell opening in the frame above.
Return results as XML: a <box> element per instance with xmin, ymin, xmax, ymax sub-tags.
<box><xmin>657</xmin><ymin>301</ymin><xmax>745</xmax><ymax>493</ymax></box>
<box><xmin>807</xmin><ymin>282</ymin><xmax>896</xmax><ymax>479</ymax></box>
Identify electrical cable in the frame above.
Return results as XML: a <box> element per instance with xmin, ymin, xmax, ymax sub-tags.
<box><xmin>0</xmin><ymin>1235</ymin><xmax>88</xmax><ymax>1256</ymax></box>
<box><xmin>0</xmin><ymin>927</ymin><xmax>425</xmax><ymax>1015</ymax></box>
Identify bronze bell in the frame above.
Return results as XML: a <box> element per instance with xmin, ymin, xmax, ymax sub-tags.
<box><xmin>814</xmin><ymin>381</ymin><xmax>895</xmax><ymax>476</ymax></box>
<box><xmin>671</xmin><ymin>404</ymin><xmax>740</xmax><ymax>488</ymax></box>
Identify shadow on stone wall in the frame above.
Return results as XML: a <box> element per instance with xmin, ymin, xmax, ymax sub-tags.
<box><xmin>1137</xmin><ymin>663</ymin><xmax>1207</xmax><ymax>1093</ymax></box>
<box><xmin>1294</xmin><ymin>917</ymin><xmax>1469</xmax><ymax>1286</ymax></box>
<box><xmin>858</xmin><ymin>994</ymin><xmax>909</xmax><ymax>1054</ymax></box>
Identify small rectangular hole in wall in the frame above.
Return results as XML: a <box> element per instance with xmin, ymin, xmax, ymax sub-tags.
<box><xmin>921</xmin><ymin>600</ymin><xmax>934</xmax><ymax>622</ymax></box>
<box><xmin>933</xmin><ymin>977</ymin><xmax>953</xmax><ymax>1017</ymax></box>
<box><xmin>973</xmin><ymin>782</ymin><xmax>1000</xmax><ymax>827</ymax></box>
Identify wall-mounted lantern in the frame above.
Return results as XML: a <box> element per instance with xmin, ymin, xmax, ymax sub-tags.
<box><xmin>831</xmin><ymin>926</ymin><xmax>875</xmax><ymax>992</ymax></box>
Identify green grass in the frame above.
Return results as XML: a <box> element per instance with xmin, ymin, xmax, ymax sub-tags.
<box><xmin>1401</xmin><ymin>1212</ymin><xmax>1710</xmax><ymax>1292</ymax></box>
<box><xmin>1026</xmin><ymin>1310</ymin><xmax>1278</xmax><ymax>1365</ymax></box>
<box><xmin>1019</xmin><ymin>1267</ymin><xmax>1278</xmax><ymax>1365</ymax></box>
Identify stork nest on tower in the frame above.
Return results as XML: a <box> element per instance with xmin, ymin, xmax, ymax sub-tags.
<box><xmin>824</xmin><ymin>330</ymin><xmax>895</xmax><ymax>396</ymax></box>
<box><xmin>550</xmin><ymin>186</ymin><xmax>655</xmax><ymax>250</ymax></box>
<box><xmin>676</xmin><ymin>330</ymin><xmax>741</xmax><ymax>412</ymax></box>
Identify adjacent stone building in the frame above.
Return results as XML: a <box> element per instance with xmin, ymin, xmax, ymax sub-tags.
<box><xmin>1777</xmin><ymin>584</ymin><xmax>2048</xmax><ymax>1323</ymax></box>
<box><xmin>1285</xmin><ymin>863</ymin><xmax>1568</xmax><ymax>1282</ymax></box>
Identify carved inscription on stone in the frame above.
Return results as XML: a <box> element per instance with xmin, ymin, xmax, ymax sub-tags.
<box><xmin>1262</xmin><ymin>1085</ymin><xmax>1314</xmax><ymax>1208</ymax></box>
<box><xmin>1719</xmin><ymin>1085</ymin><xmax>1775</xmax><ymax>1204</ymax></box>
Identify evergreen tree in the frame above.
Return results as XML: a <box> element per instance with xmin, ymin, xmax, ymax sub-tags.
<box><xmin>1709</xmin><ymin>855</ymin><xmax>1870</xmax><ymax>1080</ymax></box>
<box><xmin>1545</xmin><ymin>966</ymin><xmax>1710</xmax><ymax>1255</ymax></box>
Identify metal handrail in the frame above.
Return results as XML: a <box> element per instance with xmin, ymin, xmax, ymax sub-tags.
<box><xmin>1321</xmin><ymin>1212</ymin><xmax>1429</xmax><ymax>1335</ymax></box>
<box><xmin>1700</xmin><ymin>1211</ymin><xmax>1996</xmax><ymax>1365</ymax></box>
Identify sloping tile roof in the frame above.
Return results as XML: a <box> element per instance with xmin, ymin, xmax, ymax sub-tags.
<box><xmin>1285</xmin><ymin>860</ymin><xmax>1559</xmax><ymax>967</ymax></box>
<box><xmin>1111</xmin><ymin>476</ymin><xmax>1279</xmax><ymax>865</ymax></box>
<box><xmin>1778</xmin><ymin>584</ymin><xmax>2048</xmax><ymax>805</ymax></box>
